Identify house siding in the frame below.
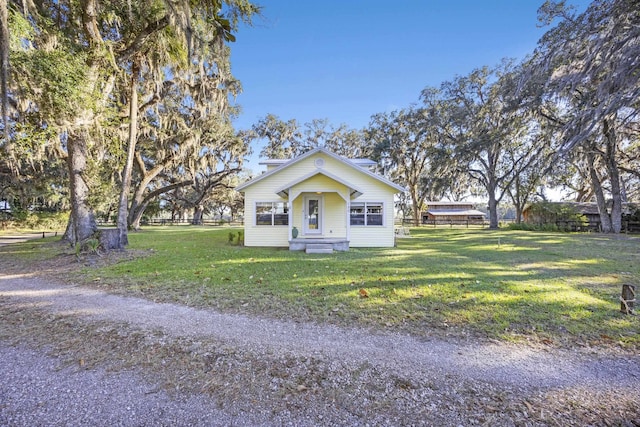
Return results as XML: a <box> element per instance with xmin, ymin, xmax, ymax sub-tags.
<box><xmin>319</xmin><ymin>192</ymin><xmax>347</xmax><ymax>238</ymax></box>
<box><xmin>349</xmin><ymin>197</ymin><xmax>396</xmax><ymax>247</ymax></box>
<box><xmin>240</xmin><ymin>150</ymin><xmax>401</xmax><ymax>248</ymax></box>
<box><xmin>242</xmin><ymin>197</ymin><xmax>289</xmax><ymax>247</ymax></box>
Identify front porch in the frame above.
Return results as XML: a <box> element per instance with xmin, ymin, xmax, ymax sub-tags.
<box><xmin>289</xmin><ymin>238</ymin><xmax>350</xmax><ymax>252</ymax></box>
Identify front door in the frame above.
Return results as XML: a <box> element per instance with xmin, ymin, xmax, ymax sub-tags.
<box><xmin>304</xmin><ymin>196</ymin><xmax>322</xmax><ymax>235</ymax></box>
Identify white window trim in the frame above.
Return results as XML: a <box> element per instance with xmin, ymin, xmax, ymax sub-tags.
<box><xmin>254</xmin><ymin>201</ymin><xmax>289</xmax><ymax>226</ymax></box>
<box><xmin>303</xmin><ymin>194</ymin><xmax>324</xmax><ymax>235</ymax></box>
<box><xmin>350</xmin><ymin>201</ymin><xmax>385</xmax><ymax>227</ymax></box>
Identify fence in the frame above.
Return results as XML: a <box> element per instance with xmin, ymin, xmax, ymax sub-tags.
<box><xmin>399</xmin><ymin>217</ymin><xmax>640</xmax><ymax>233</ymax></box>
<box><xmin>402</xmin><ymin>218</ymin><xmax>490</xmax><ymax>228</ymax></box>
<box><xmin>555</xmin><ymin>220</ymin><xmax>640</xmax><ymax>233</ymax></box>
<box><xmin>97</xmin><ymin>218</ymin><xmax>244</xmax><ymax>227</ymax></box>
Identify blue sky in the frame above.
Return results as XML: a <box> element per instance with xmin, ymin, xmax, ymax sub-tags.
<box><xmin>230</xmin><ymin>1</ymin><xmax>590</xmax><ymax>167</ymax></box>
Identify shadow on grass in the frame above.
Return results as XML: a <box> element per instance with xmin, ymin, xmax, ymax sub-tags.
<box><xmin>62</xmin><ymin>226</ymin><xmax>640</xmax><ymax>348</ymax></box>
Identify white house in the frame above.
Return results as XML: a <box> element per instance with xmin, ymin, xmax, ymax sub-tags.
<box><xmin>236</xmin><ymin>147</ymin><xmax>405</xmax><ymax>252</ymax></box>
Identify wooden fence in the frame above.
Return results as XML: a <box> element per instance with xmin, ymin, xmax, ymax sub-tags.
<box><xmin>97</xmin><ymin>218</ymin><xmax>244</xmax><ymax>226</ymax></box>
<box><xmin>555</xmin><ymin>220</ymin><xmax>640</xmax><ymax>233</ymax></box>
<box><xmin>402</xmin><ymin>218</ymin><xmax>490</xmax><ymax>228</ymax></box>
<box><xmin>399</xmin><ymin>217</ymin><xmax>640</xmax><ymax>233</ymax></box>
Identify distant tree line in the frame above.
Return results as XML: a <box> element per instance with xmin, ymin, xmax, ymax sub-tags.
<box><xmin>243</xmin><ymin>0</ymin><xmax>639</xmax><ymax>232</ymax></box>
<box><xmin>0</xmin><ymin>0</ymin><xmax>638</xmax><ymax>248</ymax></box>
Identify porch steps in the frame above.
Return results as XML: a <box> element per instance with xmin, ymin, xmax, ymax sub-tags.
<box><xmin>305</xmin><ymin>243</ymin><xmax>334</xmax><ymax>254</ymax></box>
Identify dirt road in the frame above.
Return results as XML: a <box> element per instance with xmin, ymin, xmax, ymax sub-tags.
<box><xmin>1</xmin><ymin>271</ymin><xmax>639</xmax><ymax>426</ymax></box>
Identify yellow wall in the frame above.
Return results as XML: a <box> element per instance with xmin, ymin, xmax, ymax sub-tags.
<box><xmin>349</xmin><ymin>202</ymin><xmax>396</xmax><ymax>247</ymax></box>
<box><xmin>241</xmin><ymin>151</ymin><xmax>399</xmax><ymax>247</ymax></box>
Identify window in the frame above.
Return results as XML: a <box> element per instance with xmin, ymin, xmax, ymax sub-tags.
<box><xmin>350</xmin><ymin>202</ymin><xmax>383</xmax><ymax>226</ymax></box>
<box><xmin>255</xmin><ymin>202</ymin><xmax>288</xmax><ymax>226</ymax></box>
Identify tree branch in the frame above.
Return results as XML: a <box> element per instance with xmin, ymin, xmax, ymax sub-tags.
<box><xmin>117</xmin><ymin>15</ymin><xmax>171</xmax><ymax>62</ymax></box>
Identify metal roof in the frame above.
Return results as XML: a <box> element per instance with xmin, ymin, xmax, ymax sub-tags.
<box><xmin>426</xmin><ymin>209</ymin><xmax>486</xmax><ymax>217</ymax></box>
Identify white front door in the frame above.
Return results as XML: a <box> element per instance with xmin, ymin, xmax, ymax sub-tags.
<box><xmin>304</xmin><ymin>196</ymin><xmax>322</xmax><ymax>235</ymax></box>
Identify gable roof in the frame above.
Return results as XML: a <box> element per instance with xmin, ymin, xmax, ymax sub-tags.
<box><xmin>259</xmin><ymin>157</ymin><xmax>377</xmax><ymax>168</ymax></box>
<box><xmin>236</xmin><ymin>147</ymin><xmax>405</xmax><ymax>194</ymax></box>
<box><xmin>275</xmin><ymin>168</ymin><xmax>364</xmax><ymax>199</ymax></box>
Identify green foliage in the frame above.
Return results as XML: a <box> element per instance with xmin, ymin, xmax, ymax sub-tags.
<box><xmin>227</xmin><ymin>230</ymin><xmax>244</xmax><ymax>246</ymax></box>
<box><xmin>5</xmin><ymin>0</ymin><xmax>259</xmax><ymax>241</ymax></box>
<box><xmin>508</xmin><ymin>222</ymin><xmax>559</xmax><ymax>232</ymax></box>
<box><xmin>249</xmin><ymin>114</ymin><xmax>302</xmax><ymax>159</ymax></box>
<box><xmin>37</xmin><ymin>212</ymin><xmax>69</xmax><ymax>230</ymax></box>
<box><xmin>524</xmin><ymin>202</ymin><xmax>586</xmax><ymax>226</ymax></box>
<box><xmin>11</xmin><ymin>49</ymin><xmax>92</xmax><ymax>120</ymax></box>
<box><xmin>9</xmin><ymin>205</ymin><xmax>28</xmax><ymax>222</ymax></box>
<box><xmin>83</xmin><ymin>238</ymin><xmax>100</xmax><ymax>255</ymax></box>
<box><xmin>7</xmin><ymin>211</ymin><xmax>69</xmax><ymax>231</ymax></box>
<box><xmin>11</xmin><ymin>121</ymin><xmax>58</xmax><ymax>156</ymax></box>
<box><xmin>67</xmin><ymin>227</ymin><xmax>640</xmax><ymax>350</ymax></box>
<box><xmin>7</xmin><ymin>8</ymin><xmax>34</xmax><ymax>48</ymax></box>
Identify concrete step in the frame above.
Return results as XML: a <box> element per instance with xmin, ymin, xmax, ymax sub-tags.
<box><xmin>306</xmin><ymin>243</ymin><xmax>333</xmax><ymax>254</ymax></box>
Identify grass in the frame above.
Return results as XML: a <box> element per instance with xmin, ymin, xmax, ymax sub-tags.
<box><xmin>4</xmin><ymin>226</ymin><xmax>639</xmax><ymax>349</ymax></box>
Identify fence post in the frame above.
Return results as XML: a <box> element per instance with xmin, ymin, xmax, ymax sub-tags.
<box><xmin>621</xmin><ymin>284</ymin><xmax>636</xmax><ymax>314</ymax></box>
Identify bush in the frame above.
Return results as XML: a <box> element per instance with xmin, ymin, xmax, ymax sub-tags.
<box><xmin>507</xmin><ymin>222</ymin><xmax>559</xmax><ymax>232</ymax></box>
<box><xmin>228</xmin><ymin>230</ymin><xmax>244</xmax><ymax>246</ymax></box>
<box><xmin>623</xmin><ymin>205</ymin><xmax>640</xmax><ymax>222</ymax></box>
<box><xmin>10</xmin><ymin>211</ymin><xmax>69</xmax><ymax>230</ymax></box>
<box><xmin>524</xmin><ymin>202</ymin><xmax>586</xmax><ymax>230</ymax></box>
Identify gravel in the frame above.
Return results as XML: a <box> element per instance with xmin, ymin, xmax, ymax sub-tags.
<box><xmin>0</xmin><ymin>345</ymin><xmax>263</xmax><ymax>427</ymax></box>
<box><xmin>1</xmin><ymin>273</ymin><xmax>640</xmax><ymax>426</ymax></box>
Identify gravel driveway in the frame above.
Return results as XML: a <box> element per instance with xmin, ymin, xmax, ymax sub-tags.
<box><xmin>1</xmin><ymin>272</ymin><xmax>639</xmax><ymax>426</ymax></box>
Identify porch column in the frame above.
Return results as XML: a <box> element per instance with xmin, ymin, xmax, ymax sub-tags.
<box><xmin>288</xmin><ymin>188</ymin><xmax>293</xmax><ymax>241</ymax></box>
<box><xmin>346</xmin><ymin>199</ymin><xmax>351</xmax><ymax>242</ymax></box>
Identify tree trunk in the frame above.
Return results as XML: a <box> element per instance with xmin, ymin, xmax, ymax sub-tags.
<box><xmin>192</xmin><ymin>205</ymin><xmax>204</xmax><ymax>225</ymax></box>
<box><xmin>98</xmin><ymin>227</ymin><xmax>123</xmax><ymax>251</ymax></box>
<box><xmin>116</xmin><ymin>60</ymin><xmax>140</xmax><ymax>249</ymax></box>
<box><xmin>586</xmin><ymin>148</ymin><xmax>612</xmax><ymax>233</ymax></box>
<box><xmin>508</xmin><ymin>177</ymin><xmax>525</xmax><ymax>224</ymax></box>
<box><xmin>515</xmin><ymin>204</ymin><xmax>523</xmax><ymax>225</ymax></box>
<box><xmin>603</xmin><ymin>117</ymin><xmax>622</xmax><ymax>233</ymax></box>
<box><xmin>62</xmin><ymin>216</ymin><xmax>74</xmax><ymax>243</ymax></box>
<box><xmin>410</xmin><ymin>188</ymin><xmax>421</xmax><ymax>226</ymax></box>
<box><xmin>65</xmin><ymin>131</ymin><xmax>97</xmax><ymax>245</ymax></box>
<box><xmin>0</xmin><ymin>0</ymin><xmax>9</xmax><ymax>143</ymax></box>
<box><xmin>620</xmin><ymin>284</ymin><xmax>635</xmax><ymax>314</ymax></box>
<box><xmin>128</xmin><ymin>161</ymin><xmax>164</xmax><ymax>228</ymax></box>
<box><xmin>487</xmin><ymin>187</ymin><xmax>499</xmax><ymax>229</ymax></box>
<box><xmin>130</xmin><ymin>179</ymin><xmax>194</xmax><ymax>229</ymax></box>
<box><xmin>130</xmin><ymin>198</ymin><xmax>151</xmax><ymax>230</ymax></box>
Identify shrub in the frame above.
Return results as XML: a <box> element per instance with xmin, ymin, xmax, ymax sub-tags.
<box><xmin>524</xmin><ymin>202</ymin><xmax>586</xmax><ymax>230</ymax></box>
<box><xmin>227</xmin><ymin>230</ymin><xmax>244</xmax><ymax>246</ymax></box>
<box><xmin>9</xmin><ymin>211</ymin><xmax>69</xmax><ymax>230</ymax></box>
<box><xmin>507</xmin><ymin>222</ymin><xmax>559</xmax><ymax>232</ymax></box>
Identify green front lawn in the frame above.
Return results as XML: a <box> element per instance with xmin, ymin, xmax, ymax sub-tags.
<box><xmin>64</xmin><ymin>226</ymin><xmax>640</xmax><ymax>349</ymax></box>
